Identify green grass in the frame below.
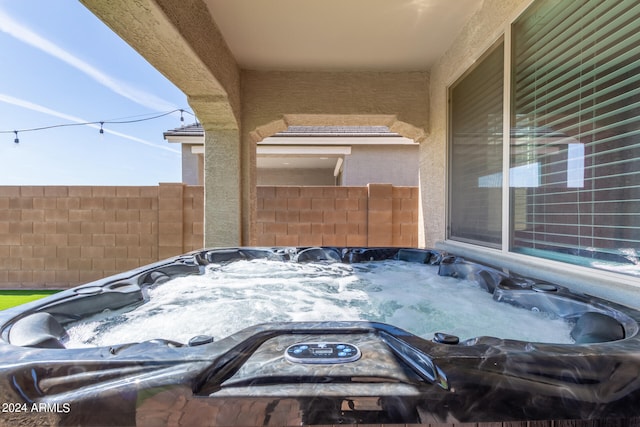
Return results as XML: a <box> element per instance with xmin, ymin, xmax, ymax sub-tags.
<box><xmin>0</xmin><ymin>290</ymin><xmax>60</xmax><ymax>311</ymax></box>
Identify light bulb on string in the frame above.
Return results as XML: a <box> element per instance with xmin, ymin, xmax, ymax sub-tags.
<box><xmin>2</xmin><ymin>108</ymin><xmax>196</xmax><ymax>145</ymax></box>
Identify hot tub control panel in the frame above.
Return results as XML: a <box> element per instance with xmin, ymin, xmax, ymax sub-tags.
<box><xmin>285</xmin><ymin>342</ymin><xmax>361</xmax><ymax>364</ymax></box>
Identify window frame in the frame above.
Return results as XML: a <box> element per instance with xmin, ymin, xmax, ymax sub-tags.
<box><xmin>447</xmin><ymin>37</ymin><xmax>506</xmax><ymax>248</ymax></box>
<box><xmin>445</xmin><ymin>0</ymin><xmax>640</xmax><ymax>282</ymax></box>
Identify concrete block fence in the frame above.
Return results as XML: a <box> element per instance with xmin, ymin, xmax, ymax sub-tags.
<box><xmin>0</xmin><ymin>183</ymin><xmax>417</xmax><ymax>289</ymax></box>
<box><xmin>256</xmin><ymin>184</ymin><xmax>418</xmax><ymax>248</ymax></box>
<box><xmin>0</xmin><ymin>184</ymin><xmax>203</xmax><ymax>289</ymax></box>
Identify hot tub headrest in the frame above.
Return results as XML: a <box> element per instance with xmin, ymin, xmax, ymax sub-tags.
<box><xmin>570</xmin><ymin>311</ymin><xmax>625</xmax><ymax>344</ymax></box>
<box><xmin>8</xmin><ymin>312</ymin><xmax>68</xmax><ymax>349</ymax></box>
<box><xmin>295</xmin><ymin>247</ymin><xmax>342</xmax><ymax>263</ymax></box>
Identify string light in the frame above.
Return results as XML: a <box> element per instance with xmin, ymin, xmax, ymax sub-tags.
<box><xmin>1</xmin><ymin>109</ymin><xmax>195</xmax><ymax>143</ymax></box>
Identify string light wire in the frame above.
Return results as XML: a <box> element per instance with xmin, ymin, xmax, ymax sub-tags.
<box><xmin>1</xmin><ymin>109</ymin><xmax>195</xmax><ymax>143</ymax></box>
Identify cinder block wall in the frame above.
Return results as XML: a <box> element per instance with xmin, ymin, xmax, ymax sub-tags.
<box><xmin>1</xmin><ymin>183</ymin><xmax>417</xmax><ymax>289</ymax></box>
<box><xmin>256</xmin><ymin>184</ymin><xmax>418</xmax><ymax>248</ymax></box>
<box><xmin>391</xmin><ymin>186</ymin><xmax>419</xmax><ymax>247</ymax></box>
<box><xmin>0</xmin><ymin>184</ymin><xmax>204</xmax><ymax>289</ymax></box>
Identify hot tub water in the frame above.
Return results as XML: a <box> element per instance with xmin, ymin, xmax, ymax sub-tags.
<box><xmin>65</xmin><ymin>259</ymin><xmax>575</xmax><ymax>347</ymax></box>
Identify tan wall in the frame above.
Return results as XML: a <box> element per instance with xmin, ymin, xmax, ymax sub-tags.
<box><xmin>342</xmin><ymin>145</ymin><xmax>419</xmax><ymax>186</ymax></box>
<box><xmin>256</xmin><ymin>184</ymin><xmax>418</xmax><ymax>248</ymax></box>
<box><xmin>1</xmin><ymin>183</ymin><xmax>417</xmax><ymax>289</ymax></box>
<box><xmin>0</xmin><ymin>184</ymin><xmax>204</xmax><ymax>289</ymax></box>
<box><xmin>257</xmin><ymin>168</ymin><xmax>335</xmax><ymax>186</ymax></box>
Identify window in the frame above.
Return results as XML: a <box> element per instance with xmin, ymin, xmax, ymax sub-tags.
<box><xmin>448</xmin><ymin>0</ymin><xmax>640</xmax><ymax>276</ymax></box>
<box><xmin>449</xmin><ymin>42</ymin><xmax>504</xmax><ymax>247</ymax></box>
<box><xmin>511</xmin><ymin>0</ymin><xmax>640</xmax><ymax>274</ymax></box>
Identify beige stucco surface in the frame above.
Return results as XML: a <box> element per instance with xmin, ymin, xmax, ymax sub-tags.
<box><xmin>203</xmin><ymin>130</ymin><xmax>242</xmax><ymax>246</ymax></box>
<box><xmin>242</xmin><ymin>71</ymin><xmax>430</xmax><ymax>144</ymax></box>
<box><xmin>80</xmin><ymin>0</ymin><xmax>240</xmax><ymax>129</ymax></box>
<box><xmin>342</xmin><ymin>145</ymin><xmax>418</xmax><ymax>187</ymax></box>
<box><xmin>258</xmin><ymin>169</ymin><xmax>335</xmax><ymax>186</ymax></box>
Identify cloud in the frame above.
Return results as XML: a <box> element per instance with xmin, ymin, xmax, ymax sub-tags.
<box><xmin>0</xmin><ymin>7</ymin><xmax>178</xmax><ymax>112</ymax></box>
<box><xmin>0</xmin><ymin>93</ymin><xmax>181</xmax><ymax>154</ymax></box>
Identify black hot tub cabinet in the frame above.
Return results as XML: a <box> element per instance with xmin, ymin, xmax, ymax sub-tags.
<box><xmin>1</xmin><ymin>247</ymin><xmax>640</xmax><ymax>426</ymax></box>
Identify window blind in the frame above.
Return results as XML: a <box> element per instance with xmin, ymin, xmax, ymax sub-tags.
<box><xmin>511</xmin><ymin>0</ymin><xmax>640</xmax><ymax>270</ymax></box>
<box><xmin>449</xmin><ymin>43</ymin><xmax>504</xmax><ymax>246</ymax></box>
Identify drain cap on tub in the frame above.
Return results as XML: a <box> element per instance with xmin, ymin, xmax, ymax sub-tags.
<box><xmin>285</xmin><ymin>342</ymin><xmax>361</xmax><ymax>364</ymax></box>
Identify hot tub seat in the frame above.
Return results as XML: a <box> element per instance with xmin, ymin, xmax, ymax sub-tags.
<box><xmin>571</xmin><ymin>311</ymin><xmax>625</xmax><ymax>344</ymax></box>
<box><xmin>8</xmin><ymin>312</ymin><xmax>67</xmax><ymax>349</ymax></box>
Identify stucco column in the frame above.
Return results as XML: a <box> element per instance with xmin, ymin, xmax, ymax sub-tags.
<box><xmin>203</xmin><ymin>129</ymin><xmax>242</xmax><ymax>247</ymax></box>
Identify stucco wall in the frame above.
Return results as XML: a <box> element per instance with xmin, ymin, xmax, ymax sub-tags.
<box><xmin>242</xmin><ymin>71</ymin><xmax>430</xmax><ymax>144</ymax></box>
<box><xmin>258</xmin><ymin>169</ymin><xmax>335</xmax><ymax>186</ymax></box>
<box><xmin>181</xmin><ymin>145</ymin><xmax>201</xmax><ymax>185</ymax></box>
<box><xmin>419</xmin><ymin>0</ymin><xmax>529</xmax><ymax>247</ymax></box>
<box><xmin>342</xmin><ymin>145</ymin><xmax>419</xmax><ymax>186</ymax></box>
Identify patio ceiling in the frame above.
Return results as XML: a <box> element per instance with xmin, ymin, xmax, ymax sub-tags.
<box><xmin>81</xmin><ymin>0</ymin><xmax>482</xmax><ymax>130</ymax></box>
<box><xmin>204</xmin><ymin>0</ymin><xmax>484</xmax><ymax>71</ymax></box>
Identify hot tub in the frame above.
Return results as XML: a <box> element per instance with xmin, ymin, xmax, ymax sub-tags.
<box><xmin>1</xmin><ymin>247</ymin><xmax>640</xmax><ymax>425</ymax></box>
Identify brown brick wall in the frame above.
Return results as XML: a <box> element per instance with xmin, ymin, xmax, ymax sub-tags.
<box><xmin>256</xmin><ymin>184</ymin><xmax>418</xmax><ymax>248</ymax></box>
<box><xmin>1</xmin><ymin>183</ymin><xmax>417</xmax><ymax>289</ymax></box>
<box><xmin>392</xmin><ymin>186</ymin><xmax>420</xmax><ymax>247</ymax></box>
<box><xmin>0</xmin><ymin>184</ymin><xmax>204</xmax><ymax>289</ymax></box>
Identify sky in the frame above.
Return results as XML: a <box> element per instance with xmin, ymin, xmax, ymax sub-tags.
<box><xmin>0</xmin><ymin>1</ymin><xmax>193</xmax><ymax>185</ymax></box>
